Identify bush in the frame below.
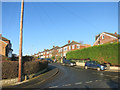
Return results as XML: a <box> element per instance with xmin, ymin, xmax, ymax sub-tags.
<box><xmin>56</xmin><ymin>56</ymin><xmax>61</xmax><ymax>62</ymax></box>
<box><xmin>2</xmin><ymin>59</ymin><xmax>48</xmax><ymax>79</ymax></box>
<box><xmin>2</xmin><ymin>55</ymin><xmax>11</xmax><ymax>61</ymax></box>
<box><xmin>2</xmin><ymin>61</ymin><xmax>18</xmax><ymax>79</ymax></box>
<box><xmin>66</xmin><ymin>43</ymin><xmax>119</xmax><ymax>65</ymax></box>
<box><xmin>22</xmin><ymin>56</ymin><xmax>34</xmax><ymax>62</ymax></box>
<box><xmin>23</xmin><ymin>60</ymin><xmax>48</xmax><ymax>75</ymax></box>
<box><xmin>51</xmin><ymin>56</ymin><xmax>55</xmax><ymax>60</ymax></box>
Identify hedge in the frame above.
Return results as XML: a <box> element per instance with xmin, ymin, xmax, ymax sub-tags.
<box><xmin>2</xmin><ymin>61</ymin><xmax>18</xmax><ymax>79</ymax></box>
<box><xmin>2</xmin><ymin>60</ymin><xmax>48</xmax><ymax>79</ymax></box>
<box><xmin>66</xmin><ymin>43</ymin><xmax>119</xmax><ymax>65</ymax></box>
<box><xmin>23</xmin><ymin>60</ymin><xmax>48</xmax><ymax>75</ymax></box>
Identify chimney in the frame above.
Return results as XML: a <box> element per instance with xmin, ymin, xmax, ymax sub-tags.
<box><xmin>0</xmin><ymin>34</ymin><xmax>1</xmax><ymax>39</ymax></box>
<box><xmin>115</xmin><ymin>32</ymin><xmax>117</xmax><ymax>34</ymax></box>
<box><xmin>68</xmin><ymin>40</ymin><xmax>70</xmax><ymax>44</ymax></box>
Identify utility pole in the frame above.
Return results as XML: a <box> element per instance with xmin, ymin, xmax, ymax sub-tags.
<box><xmin>18</xmin><ymin>0</ymin><xmax>24</xmax><ymax>82</ymax></box>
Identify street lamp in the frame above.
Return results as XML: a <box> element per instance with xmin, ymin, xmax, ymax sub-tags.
<box><xmin>18</xmin><ymin>0</ymin><xmax>24</xmax><ymax>82</ymax></box>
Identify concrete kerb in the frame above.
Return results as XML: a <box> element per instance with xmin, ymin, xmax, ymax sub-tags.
<box><xmin>2</xmin><ymin>68</ymin><xmax>48</xmax><ymax>87</ymax></box>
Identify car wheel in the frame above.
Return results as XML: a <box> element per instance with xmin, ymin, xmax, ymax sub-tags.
<box><xmin>85</xmin><ymin>66</ymin><xmax>88</xmax><ymax>69</ymax></box>
<box><xmin>97</xmin><ymin>67</ymin><xmax>100</xmax><ymax>71</ymax></box>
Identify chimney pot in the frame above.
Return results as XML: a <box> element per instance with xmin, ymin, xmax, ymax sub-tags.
<box><xmin>68</xmin><ymin>40</ymin><xmax>70</xmax><ymax>44</ymax></box>
<box><xmin>115</xmin><ymin>32</ymin><xmax>117</xmax><ymax>34</ymax></box>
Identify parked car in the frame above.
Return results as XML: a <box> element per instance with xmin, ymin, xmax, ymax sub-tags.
<box><xmin>63</xmin><ymin>60</ymin><xmax>76</xmax><ymax>67</ymax></box>
<box><xmin>46</xmin><ymin>58</ymin><xmax>54</xmax><ymax>63</ymax></box>
<box><xmin>40</xmin><ymin>58</ymin><xmax>45</xmax><ymax>60</ymax></box>
<box><xmin>84</xmin><ymin>61</ymin><xmax>107</xmax><ymax>71</ymax></box>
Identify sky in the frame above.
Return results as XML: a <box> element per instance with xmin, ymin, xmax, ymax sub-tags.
<box><xmin>2</xmin><ymin>2</ymin><xmax>118</xmax><ymax>56</ymax></box>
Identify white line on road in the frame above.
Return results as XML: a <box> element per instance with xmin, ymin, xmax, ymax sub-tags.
<box><xmin>49</xmin><ymin>86</ymin><xmax>58</xmax><ymax>88</ymax></box>
<box><xmin>85</xmin><ymin>81</ymin><xmax>93</xmax><ymax>83</ymax></box>
<box><xmin>62</xmin><ymin>84</ymin><xmax>71</xmax><ymax>87</ymax></box>
<box><xmin>75</xmin><ymin>82</ymin><xmax>82</xmax><ymax>85</ymax></box>
<box><xmin>114</xmin><ymin>76</ymin><xmax>118</xmax><ymax>78</ymax></box>
<box><xmin>95</xmin><ymin>80</ymin><xmax>98</xmax><ymax>82</ymax></box>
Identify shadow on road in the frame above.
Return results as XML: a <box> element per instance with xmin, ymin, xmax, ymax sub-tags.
<box><xmin>106</xmin><ymin>79</ymin><xmax>119</xmax><ymax>89</ymax></box>
<box><xmin>47</xmin><ymin>64</ymin><xmax>57</xmax><ymax>71</ymax></box>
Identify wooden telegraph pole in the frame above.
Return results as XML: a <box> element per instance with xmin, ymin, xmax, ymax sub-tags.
<box><xmin>18</xmin><ymin>0</ymin><xmax>24</xmax><ymax>82</ymax></box>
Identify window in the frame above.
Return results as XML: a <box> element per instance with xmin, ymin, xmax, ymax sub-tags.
<box><xmin>69</xmin><ymin>46</ymin><xmax>71</xmax><ymax>50</ymax></box>
<box><xmin>72</xmin><ymin>45</ymin><xmax>74</xmax><ymax>49</ymax></box>
<box><xmin>102</xmin><ymin>34</ymin><xmax>104</xmax><ymax>39</ymax></box>
<box><xmin>64</xmin><ymin>47</ymin><xmax>67</xmax><ymax>51</ymax></box>
<box><xmin>119</xmin><ymin>39</ymin><xmax>120</xmax><ymax>42</ymax></box>
<box><xmin>59</xmin><ymin>49</ymin><xmax>61</xmax><ymax>52</ymax></box>
<box><xmin>77</xmin><ymin>44</ymin><xmax>80</xmax><ymax>49</ymax></box>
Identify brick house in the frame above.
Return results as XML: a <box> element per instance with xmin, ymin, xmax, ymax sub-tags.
<box><xmin>60</xmin><ymin>40</ymin><xmax>91</xmax><ymax>58</ymax></box>
<box><xmin>0</xmin><ymin>34</ymin><xmax>13</xmax><ymax>57</ymax></box>
<box><xmin>93</xmin><ymin>32</ymin><xmax>120</xmax><ymax>46</ymax></box>
<box><xmin>36</xmin><ymin>40</ymin><xmax>91</xmax><ymax>59</ymax></box>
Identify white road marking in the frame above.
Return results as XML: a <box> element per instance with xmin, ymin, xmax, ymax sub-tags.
<box><xmin>95</xmin><ymin>80</ymin><xmax>98</xmax><ymax>82</ymax></box>
<box><xmin>49</xmin><ymin>86</ymin><xmax>58</xmax><ymax>88</ymax></box>
<box><xmin>85</xmin><ymin>81</ymin><xmax>93</xmax><ymax>83</ymax></box>
<box><xmin>114</xmin><ymin>76</ymin><xmax>118</xmax><ymax>78</ymax></box>
<box><xmin>63</xmin><ymin>84</ymin><xmax>71</xmax><ymax>86</ymax></box>
<box><xmin>75</xmin><ymin>82</ymin><xmax>82</xmax><ymax>85</ymax></box>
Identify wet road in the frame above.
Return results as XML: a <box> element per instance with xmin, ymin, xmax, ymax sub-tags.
<box><xmin>36</xmin><ymin>63</ymin><xmax>120</xmax><ymax>88</ymax></box>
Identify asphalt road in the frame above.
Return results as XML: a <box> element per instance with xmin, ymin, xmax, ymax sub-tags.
<box><xmin>37</xmin><ymin>63</ymin><xmax>120</xmax><ymax>88</ymax></box>
<box><xmin>4</xmin><ymin>63</ymin><xmax>120</xmax><ymax>89</ymax></box>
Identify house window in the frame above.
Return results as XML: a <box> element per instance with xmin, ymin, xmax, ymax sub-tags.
<box><xmin>63</xmin><ymin>53</ymin><xmax>66</xmax><ymax>56</ymax></box>
<box><xmin>64</xmin><ymin>47</ymin><xmax>67</xmax><ymax>51</ymax></box>
<box><xmin>59</xmin><ymin>49</ymin><xmax>61</xmax><ymax>52</ymax></box>
<box><xmin>102</xmin><ymin>34</ymin><xmax>104</xmax><ymax>39</ymax></box>
<box><xmin>69</xmin><ymin>46</ymin><xmax>71</xmax><ymax>50</ymax></box>
<box><xmin>77</xmin><ymin>45</ymin><xmax>80</xmax><ymax>49</ymax></box>
<box><xmin>72</xmin><ymin>45</ymin><xmax>74</xmax><ymax>49</ymax></box>
<box><xmin>119</xmin><ymin>39</ymin><xmax>120</xmax><ymax>42</ymax></box>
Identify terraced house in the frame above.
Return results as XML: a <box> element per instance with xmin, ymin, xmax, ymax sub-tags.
<box><xmin>93</xmin><ymin>32</ymin><xmax>120</xmax><ymax>46</ymax></box>
<box><xmin>0</xmin><ymin>34</ymin><xmax>13</xmax><ymax>58</ymax></box>
<box><xmin>36</xmin><ymin>40</ymin><xmax>91</xmax><ymax>59</ymax></box>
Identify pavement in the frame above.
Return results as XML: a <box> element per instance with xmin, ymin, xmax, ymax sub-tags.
<box><xmin>74</xmin><ymin>65</ymin><xmax>120</xmax><ymax>72</ymax></box>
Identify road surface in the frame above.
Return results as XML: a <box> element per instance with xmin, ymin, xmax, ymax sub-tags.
<box><xmin>4</xmin><ymin>63</ymin><xmax>120</xmax><ymax>89</ymax></box>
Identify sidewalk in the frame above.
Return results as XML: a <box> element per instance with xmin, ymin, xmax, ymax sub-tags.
<box><xmin>3</xmin><ymin>67</ymin><xmax>59</xmax><ymax>88</ymax></box>
<box><xmin>74</xmin><ymin>65</ymin><xmax>120</xmax><ymax>72</ymax></box>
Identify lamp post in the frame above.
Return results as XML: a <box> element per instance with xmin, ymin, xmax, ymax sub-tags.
<box><xmin>18</xmin><ymin>0</ymin><xmax>24</xmax><ymax>82</ymax></box>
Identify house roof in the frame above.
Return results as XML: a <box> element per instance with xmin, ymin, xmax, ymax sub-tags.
<box><xmin>95</xmin><ymin>32</ymin><xmax>120</xmax><ymax>40</ymax></box>
<box><xmin>104</xmin><ymin>32</ymin><xmax>120</xmax><ymax>39</ymax></box>
<box><xmin>0</xmin><ymin>34</ymin><xmax>9</xmax><ymax>41</ymax></box>
<box><xmin>61</xmin><ymin>41</ymin><xmax>82</xmax><ymax>48</ymax></box>
<box><xmin>2</xmin><ymin>37</ymin><xmax>9</xmax><ymax>41</ymax></box>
